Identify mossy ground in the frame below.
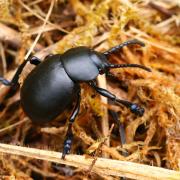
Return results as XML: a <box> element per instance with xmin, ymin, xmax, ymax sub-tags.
<box><xmin>0</xmin><ymin>0</ymin><xmax>179</xmax><ymax>179</ymax></box>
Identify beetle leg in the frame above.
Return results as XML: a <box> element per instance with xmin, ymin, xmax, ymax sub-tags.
<box><xmin>110</xmin><ymin>110</ymin><xmax>128</xmax><ymax>157</ymax></box>
<box><xmin>103</xmin><ymin>39</ymin><xmax>145</xmax><ymax>56</ymax></box>
<box><xmin>0</xmin><ymin>56</ymin><xmax>41</xmax><ymax>87</ymax></box>
<box><xmin>62</xmin><ymin>89</ymin><xmax>81</xmax><ymax>159</ymax></box>
<box><xmin>89</xmin><ymin>81</ymin><xmax>144</xmax><ymax>116</ymax></box>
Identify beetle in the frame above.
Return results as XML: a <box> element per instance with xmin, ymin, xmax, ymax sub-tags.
<box><xmin>0</xmin><ymin>39</ymin><xmax>151</xmax><ymax>159</ymax></box>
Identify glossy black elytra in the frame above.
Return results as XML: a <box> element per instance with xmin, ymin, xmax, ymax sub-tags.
<box><xmin>0</xmin><ymin>39</ymin><xmax>151</xmax><ymax>159</ymax></box>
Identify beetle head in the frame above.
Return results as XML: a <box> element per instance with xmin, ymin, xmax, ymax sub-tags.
<box><xmin>90</xmin><ymin>51</ymin><xmax>110</xmax><ymax>75</ymax></box>
<box><xmin>90</xmin><ymin>50</ymin><xmax>151</xmax><ymax>76</ymax></box>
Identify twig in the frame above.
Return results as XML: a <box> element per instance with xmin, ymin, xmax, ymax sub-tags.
<box><xmin>127</xmin><ymin>27</ymin><xmax>178</xmax><ymax>54</ymax></box>
<box><xmin>0</xmin><ymin>42</ymin><xmax>7</xmax><ymax>74</ymax></box>
<box><xmin>0</xmin><ymin>23</ymin><xmax>42</xmax><ymax>51</ymax></box>
<box><xmin>149</xmin><ymin>2</ymin><xmax>174</xmax><ymax>17</ymax></box>
<box><xmin>0</xmin><ymin>143</ymin><xmax>179</xmax><ymax>180</ymax></box>
<box><xmin>0</xmin><ymin>118</ymin><xmax>29</xmax><ymax>135</ymax></box>
<box><xmin>0</xmin><ymin>23</ymin><xmax>21</xmax><ymax>48</ymax></box>
<box><xmin>97</xmin><ymin>74</ymin><xmax>109</xmax><ymax>158</ymax></box>
<box><xmin>87</xmin><ymin>124</ymin><xmax>114</xmax><ymax>176</ymax></box>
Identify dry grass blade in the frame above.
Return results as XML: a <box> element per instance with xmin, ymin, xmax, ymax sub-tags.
<box><xmin>24</xmin><ymin>0</ymin><xmax>55</xmax><ymax>60</ymax></box>
<box><xmin>97</xmin><ymin>74</ymin><xmax>109</xmax><ymax>158</ymax></box>
<box><xmin>0</xmin><ymin>143</ymin><xmax>180</xmax><ymax>180</ymax></box>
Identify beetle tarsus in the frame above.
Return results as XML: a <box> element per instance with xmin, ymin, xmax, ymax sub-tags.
<box><xmin>61</xmin><ymin>90</ymin><xmax>81</xmax><ymax>159</ymax></box>
<box><xmin>62</xmin><ymin>136</ymin><xmax>73</xmax><ymax>159</ymax></box>
<box><xmin>130</xmin><ymin>104</ymin><xmax>144</xmax><ymax>116</ymax></box>
<box><xmin>0</xmin><ymin>77</ymin><xmax>12</xmax><ymax>86</ymax></box>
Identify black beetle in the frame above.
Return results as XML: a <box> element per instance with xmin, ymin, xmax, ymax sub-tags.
<box><xmin>0</xmin><ymin>39</ymin><xmax>151</xmax><ymax>159</ymax></box>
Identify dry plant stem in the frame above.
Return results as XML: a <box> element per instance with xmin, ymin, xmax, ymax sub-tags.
<box><xmin>0</xmin><ymin>143</ymin><xmax>179</xmax><ymax>180</ymax></box>
<box><xmin>97</xmin><ymin>74</ymin><xmax>109</xmax><ymax>158</ymax></box>
<box><xmin>19</xmin><ymin>0</ymin><xmax>68</xmax><ymax>34</ymax></box>
<box><xmin>27</xmin><ymin>23</ymin><xmax>71</xmax><ymax>35</ymax></box>
<box><xmin>24</xmin><ymin>0</ymin><xmax>55</xmax><ymax>60</ymax></box>
<box><xmin>35</xmin><ymin>43</ymin><xmax>57</xmax><ymax>59</ymax></box>
<box><xmin>87</xmin><ymin>124</ymin><xmax>114</xmax><ymax>176</ymax></box>
<box><xmin>0</xmin><ymin>23</ymin><xmax>42</xmax><ymax>51</ymax></box>
<box><xmin>0</xmin><ymin>118</ymin><xmax>29</xmax><ymax>135</ymax></box>
<box><xmin>149</xmin><ymin>2</ymin><xmax>173</xmax><ymax>17</ymax></box>
<box><xmin>11</xmin><ymin>156</ymin><xmax>65</xmax><ymax>179</ymax></box>
<box><xmin>0</xmin><ymin>42</ymin><xmax>7</xmax><ymax>74</ymax></box>
<box><xmin>126</xmin><ymin>28</ymin><xmax>178</xmax><ymax>54</ymax></box>
<box><xmin>0</xmin><ymin>23</ymin><xmax>21</xmax><ymax>48</ymax></box>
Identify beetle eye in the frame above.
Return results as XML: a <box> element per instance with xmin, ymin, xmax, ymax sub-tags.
<box><xmin>99</xmin><ymin>69</ymin><xmax>104</xmax><ymax>74</ymax></box>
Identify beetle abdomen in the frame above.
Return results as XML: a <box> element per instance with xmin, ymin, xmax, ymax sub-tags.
<box><xmin>20</xmin><ymin>55</ymin><xmax>79</xmax><ymax>124</ymax></box>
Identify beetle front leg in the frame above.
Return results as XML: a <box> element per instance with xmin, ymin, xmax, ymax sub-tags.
<box><xmin>62</xmin><ymin>89</ymin><xmax>81</xmax><ymax>159</ymax></box>
<box><xmin>0</xmin><ymin>56</ymin><xmax>41</xmax><ymax>87</ymax></box>
<box><xmin>89</xmin><ymin>81</ymin><xmax>144</xmax><ymax>116</ymax></box>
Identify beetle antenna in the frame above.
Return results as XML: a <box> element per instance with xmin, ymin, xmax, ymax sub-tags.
<box><xmin>107</xmin><ymin>63</ymin><xmax>151</xmax><ymax>72</ymax></box>
<box><xmin>103</xmin><ymin>39</ymin><xmax>145</xmax><ymax>56</ymax></box>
